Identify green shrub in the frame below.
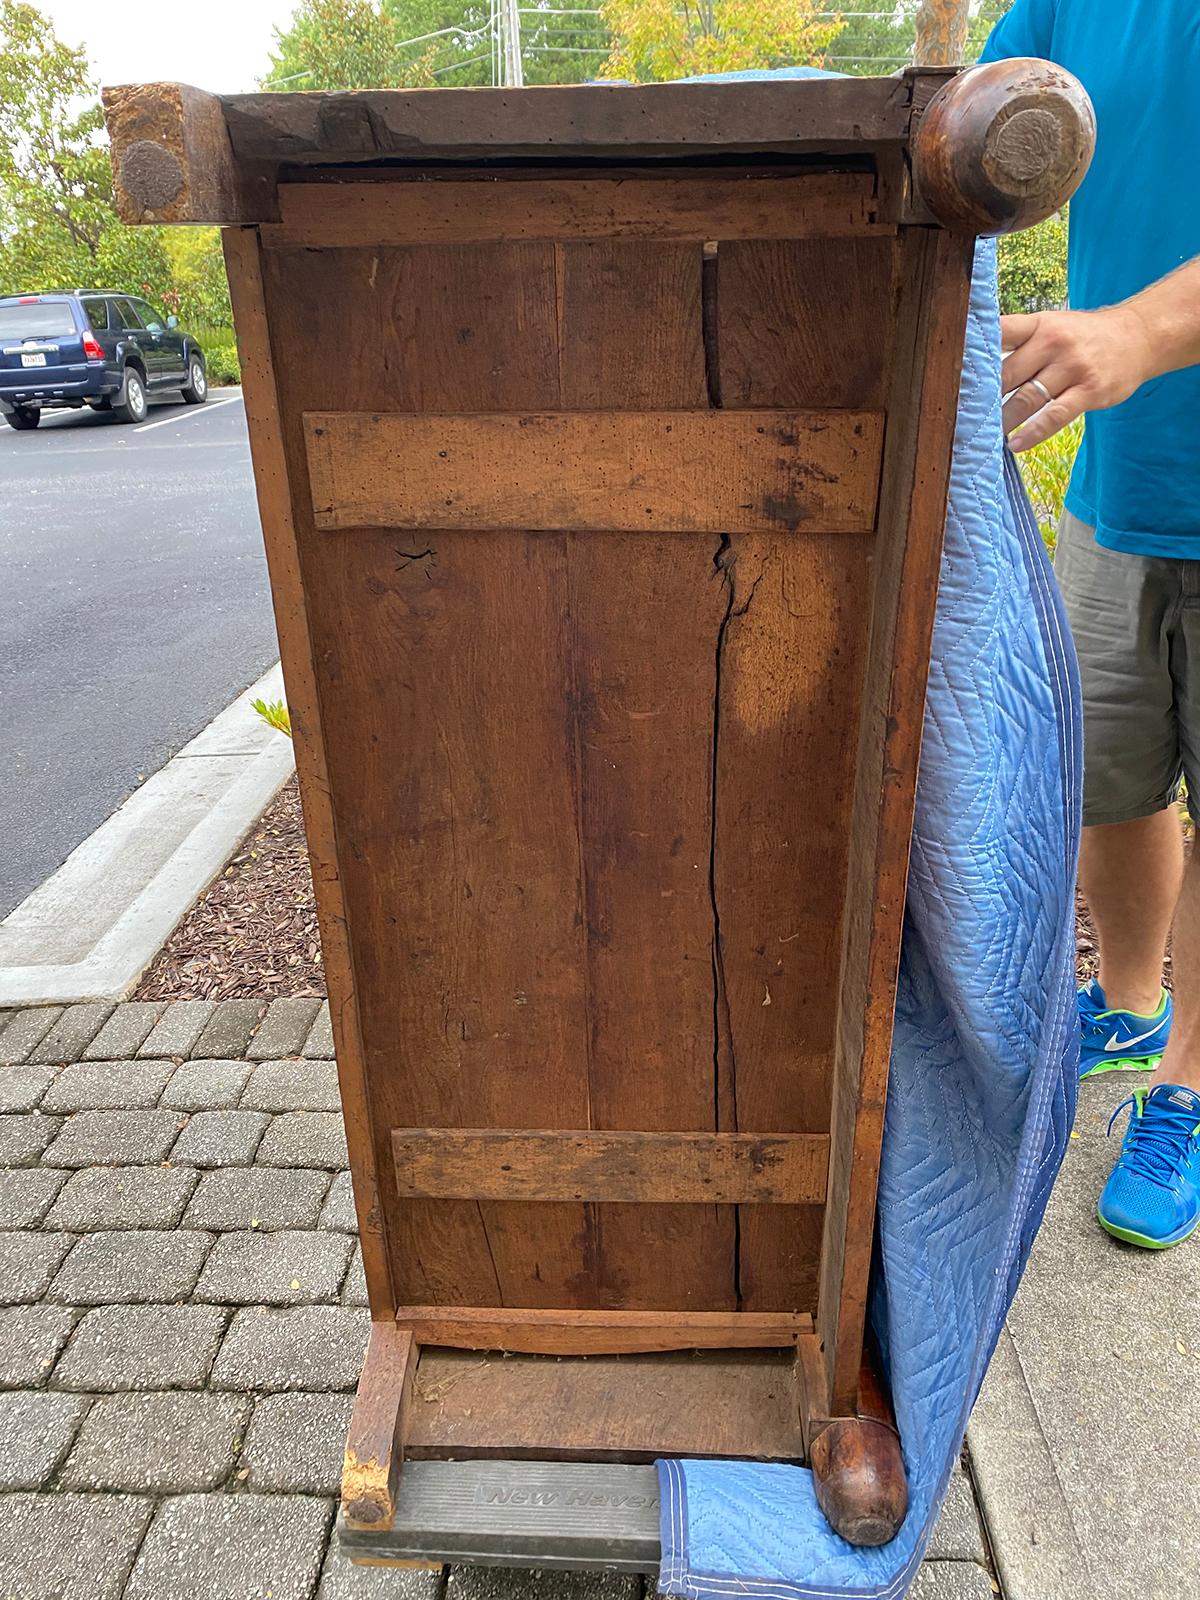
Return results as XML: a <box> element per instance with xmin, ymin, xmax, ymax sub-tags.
<box><xmin>1016</xmin><ymin>416</ymin><xmax>1083</xmax><ymax>556</ymax></box>
<box><xmin>997</xmin><ymin>210</ymin><xmax>1069</xmax><ymax>315</ymax></box>
<box><xmin>198</xmin><ymin>333</ymin><xmax>240</xmax><ymax>385</ymax></box>
<box><xmin>163</xmin><ymin>227</ymin><xmax>233</xmax><ymax>329</ymax></box>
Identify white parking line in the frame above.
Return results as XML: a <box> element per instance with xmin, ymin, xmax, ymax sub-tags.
<box><xmin>133</xmin><ymin>393</ymin><xmax>242</xmax><ymax>433</ymax></box>
<box><xmin>8</xmin><ymin>438</ymin><xmax>251</xmax><ymax>459</ymax></box>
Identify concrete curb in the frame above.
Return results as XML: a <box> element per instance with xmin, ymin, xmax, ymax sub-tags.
<box><xmin>0</xmin><ymin>666</ymin><xmax>294</xmax><ymax>1007</ymax></box>
<box><xmin>967</xmin><ymin>1325</ymin><xmax>1092</xmax><ymax>1600</ymax></box>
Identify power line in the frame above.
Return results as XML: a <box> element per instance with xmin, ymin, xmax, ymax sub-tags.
<box><xmin>432</xmin><ymin>52</ymin><xmax>496</xmax><ymax>76</ymax></box>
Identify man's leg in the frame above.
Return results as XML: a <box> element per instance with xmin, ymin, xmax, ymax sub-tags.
<box><xmin>1155</xmin><ymin>567</ymin><xmax>1200</xmax><ymax>1094</ymax></box>
<box><xmin>1077</xmin><ymin>539</ymin><xmax>1200</xmax><ymax>1250</ymax></box>
<box><xmin>1081</xmin><ymin>808</ymin><xmax>1183</xmax><ymax>1018</ymax></box>
<box><xmin>1153</xmin><ymin>845</ymin><xmax>1200</xmax><ymax>1091</ymax></box>
<box><xmin>1055</xmin><ymin>511</ymin><xmax>1178</xmax><ymax>1082</ymax></box>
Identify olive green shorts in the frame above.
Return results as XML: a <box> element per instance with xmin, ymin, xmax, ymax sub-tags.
<box><xmin>1055</xmin><ymin>509</ymin><xmax>1200</xmax><ymax>826</ymax></box>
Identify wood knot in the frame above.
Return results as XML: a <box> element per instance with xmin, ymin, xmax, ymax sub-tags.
<box><xmin>119</xmin><ymin>141</ymin><xmax>185</xmax><ymax>210</ymax></box>
<box><xmin>343</xmin><ymin>1496</ymin><xmax>387</xmax><ymax>1525</ymax></box>
<box><xmin>986</xmin><ymin>106</ymin><xmax>1064</xmax><ymax>189</ymax></box>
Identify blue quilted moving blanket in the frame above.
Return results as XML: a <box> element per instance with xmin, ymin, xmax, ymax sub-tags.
<box><xmin>654</xmin><ymin>197</ymin><xmax>1083</xmax><ymax>1598</ymax></box>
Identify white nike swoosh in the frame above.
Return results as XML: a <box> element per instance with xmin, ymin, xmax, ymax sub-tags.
<box><xmin>1104</xmin><ymin>1025</ymin><xmax>1164</xmax><ymax>1051</ymax></box>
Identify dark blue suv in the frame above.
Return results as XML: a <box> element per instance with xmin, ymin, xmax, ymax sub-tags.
<box><xmin>0</xmin><ymin>290</ymin><xmax>207</xmax><ymax>430</ymax></box>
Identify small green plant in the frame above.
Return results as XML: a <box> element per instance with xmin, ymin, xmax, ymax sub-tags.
<box><xmin>997</xmin><ymin>210</ymin><xmax>1069</xmax><ymax>315</ymax></box>
<box><xmin>199</xmin><ymin>333</ymin><xmax>240</xmax><ymax>385</ymax></box>
<box><xmin>252</xmin><ymin>698</ymin><xmax>292</xmax><ymax>738</ymax></box>
<box><xmin>1015</xmin><ymin>415</ymin><xmax>1084</xmax><ymax>556</ymax></box>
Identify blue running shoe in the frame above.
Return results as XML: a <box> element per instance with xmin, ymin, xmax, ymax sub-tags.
<box><xmin>1077</xmin><ymin>978</ymin><xmax>1171</xmax><ymax>1079</ymax></box>
<box><xmin>1097</xmin><ymin>1084</ymin><xmax>1200</xmax><ymax>1249</ymax></box>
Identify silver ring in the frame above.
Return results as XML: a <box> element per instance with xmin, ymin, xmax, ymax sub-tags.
<box><xmin>1027</xmin><ymin>377</ymin><xmax>1055</xmax><ymax>405</ymax></box>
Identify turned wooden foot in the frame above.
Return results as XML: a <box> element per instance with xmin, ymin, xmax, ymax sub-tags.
<box><xmin>913</xmin><ymin>56</ymin><xmax>1096</xmax><ymax>235</ymax></box>
<box><xmin>810</xmin><ymin>1417</ymin><xmax>908</xmax><ymax>1548</ymax></box>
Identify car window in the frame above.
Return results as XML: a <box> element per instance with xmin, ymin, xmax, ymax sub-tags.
<box><xmin>132</xmin><ymin>298</ymin><xmax>165</xmax><ymax>333</ymax></box>
<box><xmin>112</xmin><ymin>299</ymin><xmax>143</xmax><ymax>330</ymax></box>
<box><xmin>81</xmin><ymin>297</ymin><xmax>109</xmax><ymax>330</ymax></box>
<box><xmin>0</xmin><ymin>301</ymin><xmax>76</xmax><ymax>340</ymax></box>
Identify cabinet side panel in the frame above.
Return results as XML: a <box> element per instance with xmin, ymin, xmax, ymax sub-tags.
<box><xmin>817</xmin><ymin>229</ymin><xmax>975</xmax><ymax>1410</ymax></box>
<box><xmin>222</xmin><ymin>226</ymin><xmax>393</xmax><ymax>1313</ymax></box>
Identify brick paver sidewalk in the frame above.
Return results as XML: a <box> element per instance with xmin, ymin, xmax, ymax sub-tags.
<box><xmin>0</xmin><ymin>999</ymin><xmax>994</xmax><ymax>1600</ymax></box>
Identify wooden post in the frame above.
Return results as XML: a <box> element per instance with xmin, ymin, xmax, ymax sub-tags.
<box><xmin>342</xmin><ymin>1326</ymin><xmax>416</xmax><ymax>1528</ymax></box>
<box><xmin>102</xmin><ymin>83</ymin><xmax>270</xmax><ymax>224</ymax></box>
<box><xmin>914</xmin><ymin>0</ymin><xmax>970</xmax><ymax>66</ymax></box>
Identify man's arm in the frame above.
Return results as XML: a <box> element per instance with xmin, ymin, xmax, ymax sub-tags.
<box><xmin>1002</xmin><ymin>257</ymin><xmax>1200</xmax><ymax>450</ymax></box>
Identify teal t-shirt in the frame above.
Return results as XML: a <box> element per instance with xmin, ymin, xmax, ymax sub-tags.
<box><xmin>980</xmin><ymin>0</ymin><xmax>1200</xmax><ymax>558</ymax></box>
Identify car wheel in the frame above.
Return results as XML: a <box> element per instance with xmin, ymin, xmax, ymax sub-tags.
<box><xmin>181</xmin><ymin>355</ymin><xmax>208</xmax><ymax>405</ymax></box>
<box><xmin>112</xmin><ymin>368</ymin><xmax>148</xmax><ymax>424</ymax></box>
<box><xmin>3</xmin><ymin>404</ymin><xmax>40</xmax><ymax>431</ymax></box>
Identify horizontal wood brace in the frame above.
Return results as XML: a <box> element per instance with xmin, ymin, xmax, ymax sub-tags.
<box><xmin>304</xmin><ymin>409</ymin><xmax>883</xmax><ymax>535</ymax></box>
<box><xmin>263</xmin><ymin>172</ymin><xmax>891</xmax><ymax>247</ymax></box>
<box><xmin>393</xmin><ymin>1306</ymin><xmax>814</xmax><ymax>1355</ymax></box>
<box><xmin>391</xmin><ymin>1128</ymin><xmax>829</xmax><ymax>1205</ymax></box>
<box><xmin>402</xmin><ymin>1347</ymin><xmax>806</xmax><ymax>1463</ymax></box>
<box><xmin>219</xmin><ymin>76</ymin><xmax>918</xmax><ymax>165</ymax></box>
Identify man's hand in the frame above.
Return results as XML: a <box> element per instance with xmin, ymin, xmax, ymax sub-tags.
<box><xmin>1001</xmin><ymin>305</ymin><xmax>1156</xmax><ymax>451</ymax></box>
<box><xmin>1001</xmin><ymin>256</ymin><xmax>1200</xmax><ymax>452</ymax></box>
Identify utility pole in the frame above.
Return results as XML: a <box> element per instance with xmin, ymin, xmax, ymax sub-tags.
<box><xmin>914</xmin><ymin>0</ymin><xmax>970</xmax><ymax>66</ymax></box>
<box><xmin>499</xmin><ymin>0</ymin><xmax>524</xmax><ymax>86</ymax></box>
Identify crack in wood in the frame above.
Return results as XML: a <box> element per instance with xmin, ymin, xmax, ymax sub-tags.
<box><xmin>710</xmin><ymin>532</ymin><xmax>740</xmax><ymax>1306</ymax></box>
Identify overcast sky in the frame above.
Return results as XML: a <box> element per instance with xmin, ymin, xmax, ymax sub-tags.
<box><xmin>40</xmin><ymin>0</ymin><xmax>292</xmax><ymax>95</ymax></box>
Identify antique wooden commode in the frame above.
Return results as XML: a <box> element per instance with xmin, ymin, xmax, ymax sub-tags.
<box><xmin>106</xmin><ymin>60</ymin><xmax>1092</xmax><ymax>1570</ymax></box>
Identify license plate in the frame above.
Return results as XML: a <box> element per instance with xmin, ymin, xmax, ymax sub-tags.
<box><xmin>21</xmin><ymin>353</ymin><xmax>46</xmax><ymax>367</ymax></box>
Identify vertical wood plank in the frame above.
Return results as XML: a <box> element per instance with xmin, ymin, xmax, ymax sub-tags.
<box><xmin>817</xmin><ymin>228</ymin><xmax>974</xmax><ymax>1411</ymax></box>
<box><xmin>713</xmin><ymin>238</ymin><xmax>895</xmax><ymax>1311</ymax></box>
<box><xmin>259</xmin><ymin>242</ymin><xmax>594</xmax><ymax>1308</ymax></box>
<box><xmin>711</xmin><ymin>532</ymin><xmax>873</xmax><ymax>1312</ymax></box>
<box><xmin>558</xmin><ymin>240</ymin><xmax>737</xmax><ymax>1310</ymax></box>
<box><xmin>717</xmin><ymin>238</ymin><xmax>898</xmax><ymax>409</ymax></box>
<box><xmin>221</xmin><ymin>226</ymin><xmax>393</xmax><ymax>1316</ymax></box>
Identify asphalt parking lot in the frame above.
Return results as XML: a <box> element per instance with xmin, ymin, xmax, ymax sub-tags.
<box><xmin>0</xmin><ymin>389</ymin><xmax>279</xmax><ymax>916</ymax></box>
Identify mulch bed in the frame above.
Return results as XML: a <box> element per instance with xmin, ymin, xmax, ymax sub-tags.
<box><xmin>135</xmin><ymin>776</ymin><xmax>326</xmax><ymax>1002</ymax></box>
<box><xmin>135</xmin><ymin>780</ymin><xmax>1179</xmax><ymax>1003</ymax></box>
<box><xmin>1074</xmin><ymin>897</ymin><xmax>1098</xmax><ymax>987</ymax></box>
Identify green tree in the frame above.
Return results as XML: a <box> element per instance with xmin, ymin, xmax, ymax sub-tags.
<box><xmin>0</xmin><ymin>0</ymin><xmax>238</xmax><ymax>350</ymax></box>
<box><xmin>963</xmin><ymin>0</ymin><xmax>1012</xmax><ymax>59</ymax></box>
<box><xmin>264</xmin><ymin>0</ymin><xmax>495</xmax><ymax>90</ymax></box>
<box><xmin>599</xmin><ymin>0</ymin><xmax>840</xmax><ymax>81</ymax></box>
<box><xmin>828</xmin><ymin>1</ymin><xmax>1013</xmax><ymax>75</ymax></box>
<box><xmin>825</xmin><ymin>3</ymin><xmax>917</xmax><ymax>75</ymax></box>
<box><xmin>0</xmin><ymin>0</ymin><xmax>112</xmax><ymax>290</ymax></box>
<box><xmin>265</xmin><ymin>0</ymin><xmax>607</xmax><ymax>90</ymax></box>
<box><xmin>522</xmin><ymin>1</ymin><xmax>612</xmax><ymax>85</ymax></box>
<box><xmin>163</xmin><ymin>229</ymin><xmax>234</xmax><ymax>329</ymax></box>
<box><xmin>997</xmin><ymin>209</ymin><xmax>1068</xmax><ymax>314</ymax></box>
